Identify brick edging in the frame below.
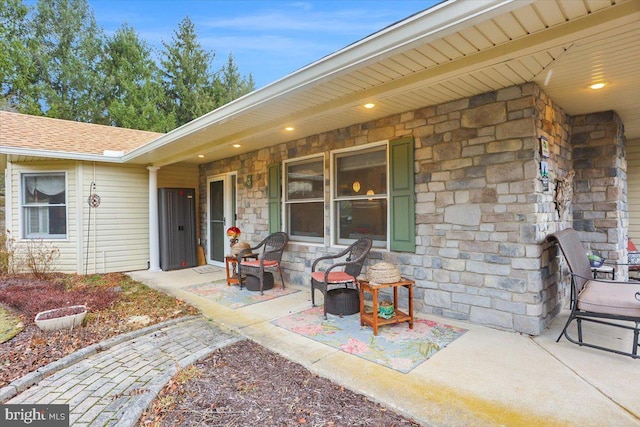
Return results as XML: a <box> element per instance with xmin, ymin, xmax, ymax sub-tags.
<box><xmin>0</xmin><ymin>315</ymin><xmax>200</xmax><ymax>403</ymax></box>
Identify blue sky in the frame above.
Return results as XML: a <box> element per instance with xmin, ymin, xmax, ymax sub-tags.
<box><xmin>84</xmin><ymin>1</ymin><xmax>441</xmax><ymax>88</ymax></box>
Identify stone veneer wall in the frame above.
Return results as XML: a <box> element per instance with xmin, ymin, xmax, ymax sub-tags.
<box><xmin>571</xmin><ymin>111</ymin><xmax>627</xmax><ymax>276</ymax></box>
<box><xmin>414</xmin><ymin>83</ymin><xmax>570</xmax><ymax>335</ymax></box>
<box><xmin>199</xmin><ymin>82</ymin><xmax>577</xmax><ymax>335</ymax></box>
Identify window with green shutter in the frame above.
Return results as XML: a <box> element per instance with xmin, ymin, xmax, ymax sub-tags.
<box><xmin>283</xmin><ymin>138</ymin><xmax>415</xmax><ymax>251</ymax></box>
<box><xmin>333</xmin><ymin>144</ymin><xmax>387</xmax><ymax>246</ymax></box>
<box><xmin>284</xmin><ymin>156</ymin><xmax>324</xmax><ymax>242</ymax></box>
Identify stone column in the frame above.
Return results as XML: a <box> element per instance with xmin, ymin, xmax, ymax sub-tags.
<box><xmin>571</xmin><ymin>111</ymin><xmax>627</xmax><ymax>270</ymax></box>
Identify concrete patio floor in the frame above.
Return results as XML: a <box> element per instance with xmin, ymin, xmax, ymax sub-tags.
<box><xmin>129</xmin><ymin>267</ymin><xmax>640</xmax><ymax>427</ymax></box>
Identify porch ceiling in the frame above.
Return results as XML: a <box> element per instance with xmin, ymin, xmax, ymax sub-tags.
<box><xmin>127</xmin><ymin>0</ymin><xmax>640</xmax><ymax>167</ymax></box>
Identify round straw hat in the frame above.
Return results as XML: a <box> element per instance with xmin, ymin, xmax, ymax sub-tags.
<box><xmin>231</xmin><ymin>241</ymin><xmax>251</xmax><ymax>255</ymax></box>
<box><xmin>366</xmin><ymin>262</ymin><xmax>401</xmax><ymax>284</ymax></box>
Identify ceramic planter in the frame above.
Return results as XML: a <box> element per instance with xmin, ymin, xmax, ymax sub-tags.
<box><xmin>35</xmin><ymin>305</ymin><xmax>87</xmax><ymax>332</ymax></box>
<box><xmin>378</xmin><ymin>301</ymin><xmax>394</xmax><ymax>318</ymax></box>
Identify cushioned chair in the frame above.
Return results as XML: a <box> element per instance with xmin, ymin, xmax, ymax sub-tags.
<box><xmin>311</xmin><ymin>237</ymin><xmax>372</xmax><ymax>319</ymax></box>
<box><xmin>547</xmin><ymin>228</ymin><xmax>640</xmax><ymax>358</ymax></box>
<box><xmin>238</xmin><ymin>232</ymin><xmax>288</xmax><ymax>294</ymax></box>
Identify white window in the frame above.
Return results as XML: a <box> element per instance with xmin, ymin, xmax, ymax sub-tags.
<box><xmin>333</xmin><ymin>144</ymin><xmax>387</xmax><ymax>246</ymax></box>
<box><xmin>21</xmin><ymin>173</ymin><xmax>67</xmax><ymax>239</ymax></box>
<box><xmin>284</xmin><ymin>156</ymin><xmax>324</xmax><ymax>243</ymax></box>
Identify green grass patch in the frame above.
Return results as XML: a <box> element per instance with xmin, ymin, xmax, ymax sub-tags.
<box><xmin>0</xmin><ymin>304</ymin><xmax>23</xmax><ymax>344</ymax></box>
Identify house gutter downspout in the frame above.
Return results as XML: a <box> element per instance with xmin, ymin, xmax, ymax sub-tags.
<box><xmin>148</xmin><ymin>166</ymin><xmax>160</xmax><ymax>271</ymax></box>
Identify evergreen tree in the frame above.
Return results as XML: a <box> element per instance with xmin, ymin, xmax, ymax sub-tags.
<box><xmin>102</xmin><ymin>24</ymin><xmax>174</xmax><ymax>132</ymax></box>
<box><xmin>30</xmin><ymin>0</ymin><xmax>107</xmax><ymax>123</ymax></box>
<box><xmin>160</xmin><ymin>16</ymin><xmax>216</xmax><ymax>127</ymax></box>
<box><xmin>213</xmin><ymin>53</ymin><xmax>255</xmax><ymax>106</ymax></box>
<box><xmin>0</xmin><ymin>0</ymin><xmax>36</xmax><ymax>112</ymax></box>
<box><xmin>2</xmin><ymin>3</ymin><xmax>256</xmax><ymax>129</ymax></box>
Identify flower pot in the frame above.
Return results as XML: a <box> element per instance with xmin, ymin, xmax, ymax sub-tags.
<box><xmin>35</xmin><ymin>305</ymin><xmax>87</xmax><ymax>332</ymax></box>
<box><xmin>378</xmin><ymin>301</ymin><xmax>394</xmax><ymax>319</ymax></box>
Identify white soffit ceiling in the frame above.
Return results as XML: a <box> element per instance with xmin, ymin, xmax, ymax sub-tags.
<box><xmin>130</xmin><ymin>0</ymin><xmax>639</xmax><ymax>166</ymax></box>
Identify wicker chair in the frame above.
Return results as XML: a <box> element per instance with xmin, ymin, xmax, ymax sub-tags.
<box><xmin>547</xmin><ymin>228</ymin><xmax>640</xmax><ymax>358</ymax></box>
<box><xmin>311</xmin><ymin>237</ymin><xmax>372</xmax><ymax>318</ymax></box>
<box><xmin>238</xmin><ymin>232</ymin><xmax>289</xmax><ymax>294</ymax></box>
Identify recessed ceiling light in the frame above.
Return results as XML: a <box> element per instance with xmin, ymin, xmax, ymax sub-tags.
<box><xmin>232</xmin><ymin>143</ymin><xmax>242</xmax><ymax>148</ymax></box>
<box><xmin>590</xmin><ymin>82</ymin><xmax>606</xmax><ymax>90</ymax></box>
<box><xmin>197</xmin><ymin>154</ymin><xmax>205</xmax><ymax>158</ymax></box>
<box><xmin>364</xmin><ymin>103</ymin><xmax>376</xmax><ymax>109</ymax></box>
<box><xmin>285</xmin><ymin>126</ymin><xmax>294</xmax><ymax>131</ymax></box>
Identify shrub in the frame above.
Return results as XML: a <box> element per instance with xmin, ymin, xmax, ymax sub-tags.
<box><xmin>0</xmin><ymin>230</ymin><xmax>15</xmax><ymax>275</ymax></box>
<box><xmin>0</xmin><ymin>277</ymin><xmax>119</xmax><ymax>321</ymax></box>
<box><xmin>12</xmin><ymin>238</ymin><xmax>60</xmax><ymax>279</ymax></box>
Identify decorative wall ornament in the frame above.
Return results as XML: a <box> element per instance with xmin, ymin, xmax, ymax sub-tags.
<box><xmin>540</xmin><ymin>136</ymin><xmax>550</xmax><ymax>158</ymax></box>
<box><xmin>540</xmin><ymin>161</ymin><xmax>549</xmax><ymax>191</ymax></box>
<box><xmin>555</xmin><ymin>170</ymin><xmax>575</xmax><ymax>220</ymax></box>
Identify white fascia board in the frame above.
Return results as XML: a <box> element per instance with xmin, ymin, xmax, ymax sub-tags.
<box><xmin>124</xmin><ymin>0</ymin><xmax>523</xmax><ymax>164</ymax></box>
<box><xmin>0</xmin><ymin>147</ymin><xmax>124</xmax><ymax>163</ymax></box>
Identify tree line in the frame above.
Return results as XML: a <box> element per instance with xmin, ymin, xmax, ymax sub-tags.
<box><xmin>0</xmin><ymin>0</ymin><xmax>255</xmax><ymax>132</ymax></box>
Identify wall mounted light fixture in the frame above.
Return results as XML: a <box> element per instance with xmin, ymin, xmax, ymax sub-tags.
<box><xmin>246</xmin><ymin>174</ymin><xmax>253</xmax><ymax>189</ymax></box>
<box><xmin>352</xmin><ymin>181</ymin><xmax>361</xmax><ymax>192</ymax></box>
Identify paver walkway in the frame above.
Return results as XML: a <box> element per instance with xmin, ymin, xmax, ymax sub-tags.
<box><xmin>3</xmin><ymin>316</ymin><xmax>240</xmax><ymax>427</ymax></box>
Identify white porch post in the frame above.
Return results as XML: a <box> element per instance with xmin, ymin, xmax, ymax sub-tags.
<box><xmin>148</xmin><ymin>166</ymin><xmax>161</xmax><ymax>271</ymax></box>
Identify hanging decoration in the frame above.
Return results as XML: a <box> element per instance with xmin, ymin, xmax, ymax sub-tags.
<box><xmin>87</xmin><ymin>182</ymin><xmax>101</xmax><ymax>208</ymax></box>
<box><xmin>88</xmin><ymin>193</ymin><xmax>101</xmax><ymax>208</ymax></box>
<box><xmin>540</xmin><ymin>136</ymin><xmax>550</xmax><ymax>192</ymax></box>
<box><xmin>85</xmin><ymin>181</ymin><xmax>100</xmax><ymax>275</ymax></box>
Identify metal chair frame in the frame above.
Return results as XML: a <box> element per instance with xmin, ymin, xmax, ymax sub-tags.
<box><xmin>547</xmin><ymin>229</ymin><xmax>640</xmax><ymax>359</ymax></box>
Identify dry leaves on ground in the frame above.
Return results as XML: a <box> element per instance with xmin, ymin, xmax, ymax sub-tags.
<box><xmin>138</xmin><ymin>339</ymin><xmax>420</xmax><ymax>427</ymax></box>
<box><xmin>1</xmin><ymin>273</ymin><xmax>421</xmax><ymax>426</ymax></box>
<box><xmin>0</xmin><ymin>273</ymin><xmax>199</xmax><ymax>388</ymax></box>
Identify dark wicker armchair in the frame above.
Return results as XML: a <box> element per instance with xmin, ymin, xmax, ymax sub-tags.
<box><xmin>238</xmin><ymin>232</ymin><xmax>289</xmax><ymax>294</ymax></box>
<box><xmin>311</xmin><ymin>237</ymin><xmax>372</xmax><ymax>318</ymax></box>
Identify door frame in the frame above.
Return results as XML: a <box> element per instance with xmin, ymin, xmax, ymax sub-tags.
<box><xmin>206</xmin><ymin>172</ymin><xmax>237</xmax><ymax>266</ymax></box>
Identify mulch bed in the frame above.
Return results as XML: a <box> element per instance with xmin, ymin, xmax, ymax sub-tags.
<box><xmin>138</xmin><ymin>340</ymin><xmax>421</xmax><ymax>426</ymax></box>
<box><xmin>1</xmin><ymin>274</ymin><xmax>422</xmax><ymax>425</ymax></box>
<box><xmin>0</xmin><ymin>273</ymin><xmax>199</xmax><ymax>388</ymax></box>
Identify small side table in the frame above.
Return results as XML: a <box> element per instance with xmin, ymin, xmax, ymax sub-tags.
<box><xmin>225</xmin><ymin>254</ymin><xmax>257</xmax><ymax>286</ymax></box>
<box><xmin>359</xmin><ymin>278</ymin><xmax>414</xmax><ymax>336</ymax></box>
<box><xmin>591</xmin><ymin>265</ymin><xmax>615</xmax><ymax>280</ymax></box>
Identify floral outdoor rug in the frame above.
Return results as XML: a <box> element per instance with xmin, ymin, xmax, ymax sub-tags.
<box><xmin>185</xmin><ymin>280</ymin><xmax>300</xmax><ymax>309</ymax></box>
<box><xmin>272</xmin><ymin>306</ymin><xmax>467</xmax><ymax>373</ymax></box>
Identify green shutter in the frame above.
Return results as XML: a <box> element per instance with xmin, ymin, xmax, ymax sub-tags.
<box><xmin>389</xmin><ymin>137</ymin><xmax>415</xmax><ymax>252</ymax></box>
<box><xmin>267</xmin><ymin>163</ymin><xmax>281</xmax><ymax>233</ymax></box>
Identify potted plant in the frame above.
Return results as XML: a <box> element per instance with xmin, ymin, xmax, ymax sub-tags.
<box><xmin>378</xmin><ymin>300</ymin><xmax>394</xmax><ymax>319</ymax></box>
<box><xmin>35</xmin><ymin>305</ymin><xmax>87</xmax><ymax>332</ymax></box>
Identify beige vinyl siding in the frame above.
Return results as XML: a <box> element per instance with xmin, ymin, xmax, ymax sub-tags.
<box><xmin>8</xmin><ymin>160</ymin><xmax>151</xmax><ymax>274</ymax></box>
<box><xmin>627</xmin><ymin>138</ymin><xmax>640</xmax><ymax>243</ymax></box>
<box><xmin>8</xmin><ymin>160</ymin><xmax>200</xmax><ymax>275</ymax></box>
<box><xmin>81</xmin><ymin>163</ymin><xmax>149</xmax><ymax>274</ymax></box>
<box><xmin>158</xmin><ymin>164</ymin><xmax>200</xmax><ymax>239</ymax></box>
<box><xmin>9</xmin><ymin>161</ymin><xmax>78</xmax><ymax>273</ymax></box>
